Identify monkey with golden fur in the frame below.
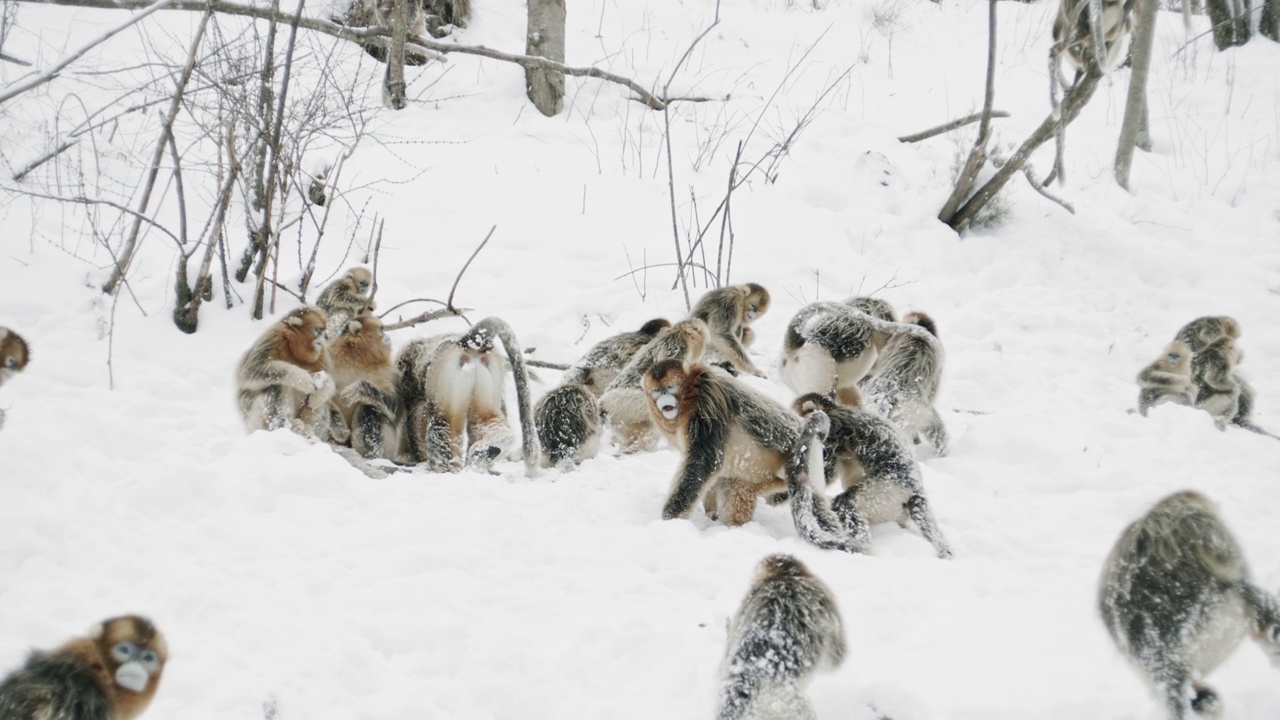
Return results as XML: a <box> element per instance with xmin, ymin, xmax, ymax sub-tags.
<box><xmin>396</xmin><ymin>317</ymin><xmax>538</xmax><ymax>474</ymax></box>
<box><xmin>0</xmin><ymin>615</ymin><xmax>167</xmax><ymax>720</ymax></box>
<box><xmin>717</xmin><ymin>554</ymin><xmax>846</xmax><ymax>720</ymax></box>
<box><xmin>690</xmin><ymin>283</ymin><xmax>770</xmax><ymax>377</ymax></box>
<box><xmin>1137</xmin><ymin>340</ymin><xmax>1196</xmax><ymax>416</ymax></box>
<box><xmin>535</xmin><ymin>318</ymin><xmax>671</xmax><ymax>468</ymax></box>
<box><xmin>235</xmin><ymin>306</ymin><xmax>337</xmax><ymax>440</ymax></box>
<box><xmin>599</xmin><ymin>319</ymin><xmax>709</xmax><ymax>454</ymax></box>
<box><xmin>793</xmin><ymin>393</ymin><xmax>953</xmax><ymax>558</ymax></box>
<box><xmin>316</xmin><ymin>267</ymin><xmax>376</xmax><ymax>339</ymax></box>
<box><xmin>642</xmin><ymin>359</ymin><xmax>800</xmax><ymax>525</ymax></box>
<box><xmin>1099</xmin><ymin>491</ymin><xmax>1280</xmax><ymax>719</ymax></box>
<box><xmin>0</xmin><ymin>327</ymin><xmax>30</xmax><ymax>388</ymax></box>
<box><xmin>327</xmin><ymin>312</ymin><xmax>401</xmax><ymax>459</ymax></box>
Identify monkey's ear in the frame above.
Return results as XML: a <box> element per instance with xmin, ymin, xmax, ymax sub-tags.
<box><xmin>345</xmin><ymin>320</ymin><xmax>362</xmax><ymax>336</ymax></box>
<box><xmin>286</xmin><ymin>313</ymin><xmax>305</xmax><ymax>327</ymax></box>
<box><xmin>86</xmin><ymin>622</ymin><xmax>106</xmax><ymax>639</ymax></box>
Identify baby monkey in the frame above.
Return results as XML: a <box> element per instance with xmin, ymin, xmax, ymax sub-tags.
<box><xmin>0</xmin><ymin>615</ymin><xmax>167</xmax><ymax>720</ymax></box>
<box><xmin>0</xmin><ymin>327</ymin><xmax>30</xmax><ymax>388</ymax></box>
<box><xmin>1136</xmin><ymin>340</ymin><xmax>1195</xmax><ymax>416</ymax></box>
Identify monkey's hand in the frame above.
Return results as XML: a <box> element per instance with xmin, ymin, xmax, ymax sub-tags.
<box><xmin>307</xmin><ymin>372</ymin><xmax>336</xmax><ymax>405</ymax></box>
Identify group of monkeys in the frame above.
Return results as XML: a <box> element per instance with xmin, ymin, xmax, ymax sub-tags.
<box><xmin>716</xmin><ymin>488</ymin><xmax>1280</xmax><ymax>720</ymax></box>
<box><xmin>1</xmin><ymin>271</ymin><xmax>1277</xmax><ymax>718</ymax></box>
<box><xmin>1136</xmin><ymin>315</ymin><xmax>1272</xmax><ymax>436</ymax></box>
<box><xmin>231</xmin><ymin>269</ymin><xmax>955</xmax><ymax>557</ymax></box>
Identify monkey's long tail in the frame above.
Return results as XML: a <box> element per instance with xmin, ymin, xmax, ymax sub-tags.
<box><xmin>1236</xmin><ymin>420</ymin><xmax>1280</xmax><ymax>441</ymax></box>
<box><xmin>787</xmin><ymin>412</ymin><xmax>867</xmax><ymax>555</ymax></box>
<box><xmin>470</xmin><ymin>317</ymin><xmax>541</xmax><ymax>474</ymax></box>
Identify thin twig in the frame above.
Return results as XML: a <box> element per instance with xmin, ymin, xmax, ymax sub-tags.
<box><xmin>378</xmin><ymin>297</ymin><xmax>449</xmax><ymax>318</ymax></box>
<box><xmin>12</xmin><ymin>139</ymin><xmax>78</xmax><ymax>181</ymax></box>
<box><xmin>897</xmin><ymin>111</ymin><xmax>1011</xmax><ymax>144</ymax></box>
<box><xmin>382</xmin><ymin>307</ymin><xmax>469</xmax><ymax>332</ymax></box>
<box><xmin>0</xmin><ymin>0</ymin><xmax>178</xmax><ymax>106</ymax></box>
<box><xmin>1023</xmin><ymin>165</ymin><xmax>1074</xmax><ymax>214</ymax></box>
<box><xmin>446</xmin><ymin>225</ymin><xmax>495</xmax><ymax>310</ymax></box>
<box><xmin>368</xmin><ymin>217</ymin><xmax>385</xmax><ymax>303</ymax></box>
<box><xmin>526</xmin><ymin>358</ymin><xmax>571</xmax><ymax>371</ymax></box>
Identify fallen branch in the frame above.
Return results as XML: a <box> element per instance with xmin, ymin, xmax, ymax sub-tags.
<box><xmin>897</xmin><ymin>110</ymin><xmax>1010</xmax><ymax>144</ymax></box>
<box><xmin>526</xmin><ymin>358</ymin><xmax>571</xmax><ymax>371</ymax></box>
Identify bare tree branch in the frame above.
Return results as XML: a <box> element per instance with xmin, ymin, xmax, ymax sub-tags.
<box><xmin>0</xmin><ymin>0</ymin><xmax>177</xmax><ymax>106</ymax></box>
<box><xmin>102</xmin><ymin>9</ymin><xmax>213</xmax><ymax>296</ymax></box>
<box><xmin>1023</xmin><ymin>165</ymin><xmax>1074</xmax><ymax>214</ymax></box>
<box><xmin>381</xmin><ymin>307</ymin><xmax>468</xmax><ymax>332</ymax></box>
<box><xmin>446</xmin><ymin>225</ymin><xmax>494</xmax><ymax>310</ymax></box>
<box><xmin>897</xmin><ymin>110</ymin><xmax>1010</xmax><ymax>144</ymax></box>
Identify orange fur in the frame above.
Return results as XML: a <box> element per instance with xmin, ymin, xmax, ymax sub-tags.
<box><xmin>271</xmin><ymin>307</ymin><xmax>328</xmax><ymax>372</ymax></box>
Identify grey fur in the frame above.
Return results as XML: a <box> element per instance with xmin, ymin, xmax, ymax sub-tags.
<box><xmin>1190</xmin><ymin>338</ymin><xmax>1241</xmax><ymax>430</ymax></box>
<box><xmin>859</xmin><ymin>311</ymin><xmax>947</xmax><ymax>455</ymax></box>
<box><xmin>534</xmin><ymin>383</ymin><xmax>602</xmax><ymax>468</ymax></box>
<box><xmin>315</xmin><ymin>268</ymin><xmax>374</xmax><ymax>339</ymax></box>
<box><xmin>563</xmin><ymin>318</ymin><xmax>670</xmax><ymax>397</ymax></box>
<box><xmin>1099</xmin><ymin>491</ymin><xmax>1280</xmax><ymax>719</ymax></box>
<box><xmin>1137</xmin><ymin>341</ymin><xmax>1196</xmax><ymax>417</ymax></box>
<box><xmin>779</xmin><ymin>302</ymin><xmax>936</xmax><ymax>402</ymax></box>
<box><xmin>845</xmin><ymin>296</ymin><xmax>897</xmax><ymax>322</ymax></box>
<box><xmin>796</xmin><ymin>394</ymin><xmax>952</xmax><ymax>559</ymax></box>
<box><xmin>786</xmin><ymin>412</ymin><xmax>869</xmax><ymax>555</ymax></box>
<box><xmin>0</xmin><ymin>652</ymin><xmax>114</xmax><ymax>720</ymax></box>
<box><xmin>691</xmin><ymin>284</ymin><xmax>769</xmax><ymax>377</ymax></box>
<box><xmin>717</xmin><ymin>554</ymin><xmax>846</xmax><ymax>720</ymax></box>
<box><xmin>1052</xmin><ymin>0</ymin><xmax>1133</xmax><ymax>83</ymax></box>
<box><xmin>1174</xmin><ymin>316</ymin><xmax>1239</xmax><ymax>354</ymax></box>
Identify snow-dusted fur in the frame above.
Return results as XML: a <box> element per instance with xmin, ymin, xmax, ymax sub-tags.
<box><xmin>785</xmin><ymin>411</ymin><xmax>868</xmax><ymax>555</ymax></box>
<box><xmin>1099</xmin><ymin>491</ymin><xmax>1280</xmax><ymax>719</ymax></box>
<box><xmin>860</xmin><ymin>311</ymin><xmax>947</xmax><ymax>456</ymax></box>
<box><xmin>717</xmin><ymin>554</ymin><xmax>846</xmax><ymax>720</ymax></box>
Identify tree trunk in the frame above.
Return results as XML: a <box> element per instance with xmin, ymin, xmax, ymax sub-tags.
<box><xmin>1205</xmin><ymin>0</ymin><xmax>1249</xmax><ymax>47</ymax></box>
<box><xmin>525</xmin><ymin>0</ymin><xmax>564</xmax><ymax>116</ymax></box>
<box><xmin>1263</xmin><ymin>0</ymin><xmax>1280</xmax><ymax>40</ymax></box>
<box><xmin>1115</xmin><ymin>0</ymin><xmax>1157</xmax><ymax>190</ymax></box>
<box><xmin>385</xmin><ymin>0</ymin><xmax>408</xmax><ymax>109</ymax></box>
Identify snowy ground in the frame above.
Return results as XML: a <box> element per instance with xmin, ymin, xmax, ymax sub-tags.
<box><xmin>1</xmin><ymin>0</ymin><xmax>1279</xmax><ymax>717</ymax></box>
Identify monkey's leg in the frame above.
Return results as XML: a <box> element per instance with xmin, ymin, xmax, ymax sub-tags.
<box><xmin>424</xmin><ymin>406</ymin><xmax>464</xmax><ymax>472</ymax></box>
<box><xmin>907</xmin><ymin>494</ymin><xmax>953</xmax><ymax>559</ymax></box>
<box><xmin>1238</xmin><ymin>582</ymin><xmax>1280</xmax><ymax>662</ymax></box>
<box><xmin>1189</xmin><ymin>684</ymin><xmax>1222</xmax><ymax>718</ymax></box>
<box><xmin>329</xmin><ymin>406</ymin><xmax>352</xmax><ymax>445</ymax></box>
<box><xmin>922</xmin><ymin>408</ymin><xmax>948</xmax><ymax>456</ymax></box>
<box><xmin>253</xmin><ymin>386</ymin><xmax>289</xmax><ymax>431</ymax></box>
<box><xmin>353</xmin><ymin>405</ymin><xmax>387</xmax><ymax>459</ymax></box>
<box><xmin>466</xmin><ymin>407</ymin><xmax>512</xmax><ymax>472</ymax></box>
<box><xmin>1154</xmin><ymin>662</ymin><xmax>1195</xmax><ymax>720</ymax></box>
<box><xmin>831</xmin><ymin>486</ymin><xmax>874</xmax><ymax>548</ymax></box>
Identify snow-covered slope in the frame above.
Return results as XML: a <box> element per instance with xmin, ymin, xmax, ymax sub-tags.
<box><xmin>1</xmin><ymin>0</ymin><xmax>1279</xmax><ymax>717</ymax></box>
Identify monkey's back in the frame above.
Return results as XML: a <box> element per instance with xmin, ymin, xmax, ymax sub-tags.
<box><xmin>1099</xmin><ymin>492</ymin><xmax>1249</xmax><ymax>669</ymax></box>
<box><xmin>824</xmin><ymin>404</ymin><xmax>918</xmax><ymax>486</ymax></box>
<box><xmin>0</xmin><ymin>652</ymin><xmax>114</xmax><ymax>720</ymax></box>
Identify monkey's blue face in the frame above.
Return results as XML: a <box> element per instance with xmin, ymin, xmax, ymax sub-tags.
<box><xmin>1166</xmin><ymin>353</ymin><xmax>1181</xmax><ymax>368</ymax></box>
<box><xmin>650</xmin><ymin>387</ymin><xmax>680</xmax><ymax>420</ymax></box>
<box><xmin>746</xmin><ymin>305</ymin><xmax>761</xmax><ymax>321</ymax></box>
<box><xmin>312</xmin><ymin>325</ymin><xmax>325</xmax><ymax>352</ymax></box>
<box><xmin>111</xmin><ymin>641</ymin><xmax>161</xmax><ymax>692</ymax></box>
<box><xmin>357</xmin><ymin>280</ymin><xmax>370</xmax><ymax>292</ymax></box>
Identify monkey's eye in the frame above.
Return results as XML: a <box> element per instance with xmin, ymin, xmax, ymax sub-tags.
<box><xmin>112</xmin><ymin>642</ymin><xmax>137</xmax><ymax>662</ymax></box>
<box><xmin>137</xmin><ymin>649</ymin><xmax>160</xmax><ymax>670</ymax></box>
<box><xmin>358</xmin><ymin>282</ymin><xmax>369</xmax><ymax>291</ymax></box>
<box><xmin>2</xmin><ymin>357</ymin><xmax>13</xmax><ymax>368</ymax></box>
<box><xmin>314</xmin><ymin>327</ymin><xmax>324</xmax><ymax>338</ymax></box>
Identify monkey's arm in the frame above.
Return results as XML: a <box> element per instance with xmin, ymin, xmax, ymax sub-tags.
<box><xmin>239</xmin><ymin>347</ymin><xmax>318</xmax><ymax>395</ymax></box>
<box><xmin>1239</xmin><ymin>583</ymin><xmax>1280</xmax><ymax>662</ymax></box>
<box><xmin>341</xmin><ymin>380</ymin><xmax>402</xmax><ymax>418</ymax></box>
<box><xmin>662</xmin><ymin>414</ymin><xmax>727</xmax><ymax>520</ymax></box>
<box><xmin>714</xmin><ymin>332</ymin><xmax>764</xmax><ymax>377</ymax></box>
<box><xmin>1138</xmin><ymin>367</ymin><xmax>1193</xmax><ymax>388</ymax></box>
